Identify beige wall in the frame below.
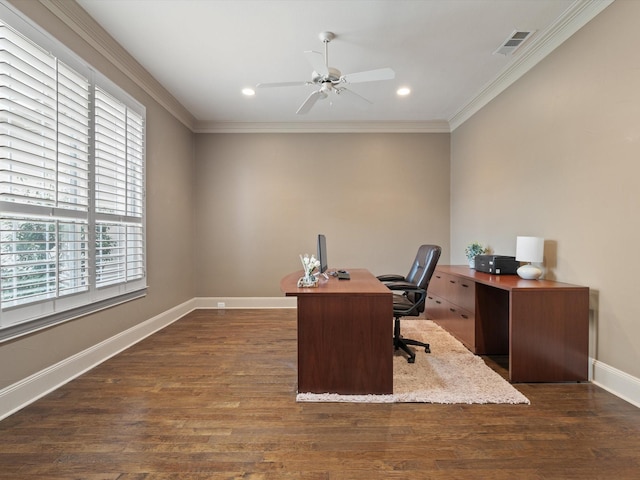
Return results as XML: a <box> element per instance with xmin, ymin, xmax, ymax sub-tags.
<box><xmin>451</xmin><ymin>0</ymin><xmax>639</xmax><ymax>378</ymax></box>
<box><xmin>194</xmin><ymin>133</ymin><xmax>450</xmax><ymax>297</ymax></box>
<box><xmin>0</xmin><ymin>1</ymin><xmax>196</xmax><ymax>388</ymax></box>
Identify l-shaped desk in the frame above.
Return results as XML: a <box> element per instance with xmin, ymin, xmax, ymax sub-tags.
<box><xmin>282</xmin><ymin>265</ymin><xmax>589</xmax><ymax>394</ymax></box>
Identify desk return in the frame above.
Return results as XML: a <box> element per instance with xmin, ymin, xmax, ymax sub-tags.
<box><xmin>425</xmin><ymin>266</ymin><xmax>589</xmax><ymax>383</ymax></box>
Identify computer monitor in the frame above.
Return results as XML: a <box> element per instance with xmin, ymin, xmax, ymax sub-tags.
<box><xmin>317</xmin><ymin>234</ymin><xmax>328</xmax><ymax>274</ymax></box>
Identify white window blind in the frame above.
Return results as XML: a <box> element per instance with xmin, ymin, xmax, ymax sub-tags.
<box><xmin>94</xmin><ymin>88</ymin><xmax>144</xmax><ymax>289</ymax></box>
<box><xmin>0</xmin><ymin>13</ymin><xmax>146</xmax><ymax>339</ymax></box>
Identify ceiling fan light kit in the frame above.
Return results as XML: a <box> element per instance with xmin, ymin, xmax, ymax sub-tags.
<box><xmin>256</xmin><ymin>31</ymin><xmax>395</xmax><ymax>114</ymax></box>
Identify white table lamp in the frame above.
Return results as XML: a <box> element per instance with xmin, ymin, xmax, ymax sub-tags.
<box><xmin>516</xmin><ymin>236</ymin><xmax>544</xmax><ymax>279</ymax></box>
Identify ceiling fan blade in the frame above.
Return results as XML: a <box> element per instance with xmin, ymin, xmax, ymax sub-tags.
<box><xmin>304</xmin><ymin>50</ymin><xmax>329</xmax><ymax>77</ymax></box>
<box><xmin>335</xmin><ymin>87</ymin><xmax>372</xmax><ymax>105</ymax></box>
<box><xmin>296</xmin><ymin>89</ymin><xmax>326</xmax><ymax>115</ymax></box>
<box><xmin>256</xmin><ymin>81</ymin><xmax>310</xmax><ymax>88</ymax></box>
<box><xmin>341</xmin><ymin>67</ymin><xmax>395</xmax><ymax>84</ymax></box>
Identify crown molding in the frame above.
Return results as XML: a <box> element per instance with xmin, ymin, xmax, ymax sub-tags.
<box><xmin>37</xmin><ymin>0</ymin><xmax>196</xmax><ymax>130</ymax></box>
<box><xmin>32</xmin><ymin>1</ymin><xmax>448</xmax><ymax>134</ymax></box>
<box><xmin>32</xmin><ymin>0</ymin><xmax>613</xmax><ymax>135</ymax></box>
<box><xmin>194</xmin><ymin>121</ymin><xmax>451</xmax><ymax>134</ymax></box>
<box><xmin>448</xmin><ymin>0</ymin><xmax>615</xmax><ymax>131</ymax></box>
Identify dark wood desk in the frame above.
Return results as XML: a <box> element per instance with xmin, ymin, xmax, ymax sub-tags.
<box><xmin>426</xmin><ymin>266</ymin><xmax>589</xmax><ymax>382</ymax></box>
<box><xmin>280</xmin><ymin>269</ymin><xmax>393</xmax><ymax>394</ymax></box>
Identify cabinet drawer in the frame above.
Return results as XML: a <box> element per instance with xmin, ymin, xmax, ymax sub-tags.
<box><xmin>429</xmin><ymin>271</ymin><xmax>450</xmax><ymax>297</ymax></box>
<box><xmin>441</xmin><ymin>304</ymin><xmax>476</xmax><ymax>351</ymax></box>
<box><xmin>428</xmin><ymin>296</ymin><xmax>477</xmax><ymax>352</ymax></box>
<box><xmin>453</xmin><ymin>278</ymin><xmax>476</xmax><ymax>313</ymax></box>
<box><xmin>432</xmin><ymin>271</ymin><xmax>476</xmax><ymax>313</ymax></box>
<box><xmin>425</xmin><ymin>293</ymin><xmax>447</xmax><ymax>320</ymax></box>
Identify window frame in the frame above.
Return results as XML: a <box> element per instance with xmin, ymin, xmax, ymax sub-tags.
<box><xmin>0</xmin><ymin>3</ymin><xmax>147</xmax><ymax>342</ymax></box>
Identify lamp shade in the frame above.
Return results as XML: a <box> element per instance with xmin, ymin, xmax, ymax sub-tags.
<box><xmin>516</xmin><ymin>236</ymin><xmax>544</xmax><ymax>279</ymax></box>
<box><xmin>515</xmin><ymin>236</ymin><xmax>544</xmax><ymax>263</ymax></box>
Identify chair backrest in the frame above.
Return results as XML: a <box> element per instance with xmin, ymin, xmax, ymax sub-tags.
<box><xmin>405</xmin><ymin>244</ymin><xmax>442</xmax><ymax>290</ymax></box>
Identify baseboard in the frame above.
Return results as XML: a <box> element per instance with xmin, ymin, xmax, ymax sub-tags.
<box><xmin>0</xmin><ymin>298</ymin><xmax>197</xmax><ymax>421</ymax></box>
<box><xmin>591</xmin><ymin>359</ymin><xmax>640</xmax><ymax>408</ymax></box>
<box><xmin>193</xmin><ymin>296</ymin><xmax>297</xmax><ymax>309</ymax></box>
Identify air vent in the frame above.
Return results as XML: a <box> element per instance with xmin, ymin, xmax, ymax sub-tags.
<box><xmin>493</xmin><ymin>30</ymin><xmax>535</xmax><ymax>56</ymax></box>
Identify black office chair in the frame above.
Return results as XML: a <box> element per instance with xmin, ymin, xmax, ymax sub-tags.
<box><xmin>377</xmin><ymin>244</ymin><xmax>442</xmax><ymax>363</ymax></box>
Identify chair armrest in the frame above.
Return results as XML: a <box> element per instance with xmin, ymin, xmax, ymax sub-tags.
<box><xmin>390</xmin><ymin>285</ymin><xmax>427</xmax><ymax>316</ymax></box>
<box><xmin>384</xmin><ymin>280</ymin><xmax>420</xmax><ymax>291</ymax></box>
<box><xmin>376</xmin><ymin>274</ymin><xmax>406</xmax><ymax>282</ymax></box>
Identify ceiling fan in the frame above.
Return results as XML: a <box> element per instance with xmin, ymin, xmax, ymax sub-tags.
<box><xmin>256</xmin><ymin>31</ymin><xmax>395</xmax><ymax>114</ymax></box>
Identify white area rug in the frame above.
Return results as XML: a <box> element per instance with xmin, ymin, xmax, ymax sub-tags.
<box><xmin>296</xmin><ymin>319</ymin><xmax>530</xmax><ymax>404</ymax></box>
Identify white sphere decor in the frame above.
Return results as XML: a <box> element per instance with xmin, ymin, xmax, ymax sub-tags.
<box><xmin>517</xmin><ymin>263</ymin><xmax>542</xmax><ymax>280</ymax></box>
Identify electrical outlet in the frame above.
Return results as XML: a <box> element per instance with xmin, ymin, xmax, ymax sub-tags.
<box><xmin>217</xmin><ymin>302</ymin><xmax>225</xmax><ymax>309</ymax></box>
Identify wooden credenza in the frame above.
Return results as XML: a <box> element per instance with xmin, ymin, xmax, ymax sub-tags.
<box><xmin>426</xmin><ymin>266</ymin><xmax>589</xmax><ymax>383</ymax></box>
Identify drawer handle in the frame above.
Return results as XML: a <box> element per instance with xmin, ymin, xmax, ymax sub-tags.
<box><xmin>461</xmin><ymin>283</ymin><xmax>469</xmax><ymax>288</ymax></box>
<box><xmin>449</xmin><ymin>280</ymin><xmax>456</xmax><ymax>284</ymax></box>
<box><xmin>449</xmin><ymin>308</ymin><xmax>456</xmax><ymax>312</ymax></box>
<box><xmin>435</xmin><ymin>300</ymin><xmax>442</xmax><ymax>304</ymax></box>
<box><xmin>461</xmin><ymin>314</ymin><xmax>469</xmax><ymax>319</ymax></box>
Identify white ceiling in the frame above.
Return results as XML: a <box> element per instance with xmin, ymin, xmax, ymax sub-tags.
<box><xmin>74</xmin><ymin>0</ymin><xmax>609</xmax><ymax>131</ymax></box>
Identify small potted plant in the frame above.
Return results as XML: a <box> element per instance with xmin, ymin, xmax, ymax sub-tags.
<box><xmin>465</xmin><ymin>242</ymin><xmax>486</xmax><ymax>269</ymax></box>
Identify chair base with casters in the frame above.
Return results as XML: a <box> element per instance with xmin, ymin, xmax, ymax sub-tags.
<box><xmin>394</xmin><ymin>316</ymin><xmax>430</xmax><ymax>363</ymax></box>
<box><xmin>392</xmin><ymin>291</ymin><xmax>432</xmax><ymax>363</ymax></box>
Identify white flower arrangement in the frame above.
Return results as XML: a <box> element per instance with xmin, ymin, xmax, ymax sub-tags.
<box><xmin>298</xmin><ymin>254</ymin><xmax>320</xmax><ymax>287</ymax></box>
<box><xmin>300</xmin><ymin>254</ymin><xmax>320</xmax><ymax>276</ymax></box>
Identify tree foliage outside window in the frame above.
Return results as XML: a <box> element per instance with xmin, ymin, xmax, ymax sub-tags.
<box><xmin>1</xmin><ymin>220</ymin><xmax>58</xmax><ymax>302</ymax></box>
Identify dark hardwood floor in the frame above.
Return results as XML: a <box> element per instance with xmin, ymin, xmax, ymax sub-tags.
<box><xmin>1</xmin><ymin>309</ymin><xmax>639</xmax><ymax>479</ymax></box>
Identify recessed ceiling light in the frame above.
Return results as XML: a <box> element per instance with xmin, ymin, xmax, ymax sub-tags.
<box><xmin>397</xmin><ymin>87</ymin><xmax>411</xmax><ymax>96</ymax></box>
<box><xmin>242</xmin><ymin>88</ymin><xmax>255</xmax><ymax>96</ymax></box>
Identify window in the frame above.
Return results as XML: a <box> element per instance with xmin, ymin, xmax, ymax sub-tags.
<box><xmin>0</xmin><ymin>9</ymin><xmax>146</xmax><ymax>340</ymax></box>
